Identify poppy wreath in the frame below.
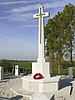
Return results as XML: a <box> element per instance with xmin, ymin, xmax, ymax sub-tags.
<box><xmin>33</xmin><ymin>73</ymin><xmax>43</xmax><ymax>79</ymax></box>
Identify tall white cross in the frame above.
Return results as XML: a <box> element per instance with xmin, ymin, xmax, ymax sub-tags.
<box><xmin>33</xmin><ymin>6</ymin><xmax>50</xmax><ymax>62</ymax></box>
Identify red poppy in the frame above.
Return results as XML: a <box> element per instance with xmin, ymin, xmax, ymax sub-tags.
<box><xmin>33</xmin><ymin>73</ymin><xmax>44</xmax><ymax>79</ymax></box>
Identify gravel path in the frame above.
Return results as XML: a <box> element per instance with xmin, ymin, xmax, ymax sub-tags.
<box><xmin>0</xmin><ymin>77</ymin><xmax>27</xmax><ymax>100</ymax></box>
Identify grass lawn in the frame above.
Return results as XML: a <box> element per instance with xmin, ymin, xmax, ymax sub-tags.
<box><xmin>11</xmin><ymin>60</ymin><xmax>32</xmax><ymax>67</ymax></box>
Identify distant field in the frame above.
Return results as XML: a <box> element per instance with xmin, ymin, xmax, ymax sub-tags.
<box><xmin>11</xmin><ymin>60</ymin><xmax>32</xmax><ymax>67</ymax></box>
<box><xmin>1</xmin><ymin>59</ymin><xmax>75</xmax><ymax>76</ymax></box>
<box><xmin>10</xmin><ymin>60</ymin><xmax>75</xmax><ymax>76</ymax></box>
<box><xmin>8</xmin><ymin>60</ymin><xmax>33</xmax><ymax>74</ymax></box>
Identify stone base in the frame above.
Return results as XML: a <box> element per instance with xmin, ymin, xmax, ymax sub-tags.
<box><xmin>21</xmin><ymin>76</ymin><xmax>61</xmax><ymax>93</ymax></box>
<box><xmin>32</xmin><ymin>62</ymin><xmax>50</xmax><ymax>78</ymax></box>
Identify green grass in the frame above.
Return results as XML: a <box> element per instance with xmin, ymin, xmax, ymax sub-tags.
<box><xmin>11</xmin><ymin>61</ymin><xmax>32</xmax><ymax>67</ymax></box>
<box><xmin>52</xmin><ymin>68</ymin><xmax>68</xmax><ymax>75</ymax></box>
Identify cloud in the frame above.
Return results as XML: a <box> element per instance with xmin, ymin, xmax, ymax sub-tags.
<box><xmin>0</xmin><ymin>13</ymin><xmax>33</xmax><ymax>22</ymax></box>
<box><xmin>21</xmin><ymin>25</ymin><xmax>38</xmax><ymax>28</ymax></box>
<box><xmin>6</xmin><ymin>0</ymin><xmax>75</xmax><ymax>14</ymax></box>
<box><xmin>8</xmin><ymin>4</ymin><xmax>40</xmax><ymax>13</ymax></box>
<box><xmin>44</xmin><ymin>2</ymin><xmax>64</xmax><ymax>9</ymax></box>
<box><xmin>0</xmin><ymin>1</ymin><xmax>32</xmax><ymax>5</ymax></box>
<box><xmin>44</xmin><ymin>0</ymin><xmax>75</xmax><ymax>9</ymax></box>
<box><xmin>6</xmin><ymin>0</ymin><xmax>75</xmax><ymax>15</ymax></box>
<box><xmin>3</xmin><ymin>1</ymin><xmax>64</xmax><ymax>22</ymax></box>
<box><xmin>8</xmin><ymin>13</ymin><xmax>34</xmax><ymax>22</ymax></box>
<box><xmin>0</xmin><ymin>16</ymin><xmax>9</xmax><ymax>19</ymax></box>
<box><xmin>1</xmin><ymin>0</ymin><xmax>75</xmax><ymax>22</ymax></box>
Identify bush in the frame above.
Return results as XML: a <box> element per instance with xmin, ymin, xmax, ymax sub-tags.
<box><xmin>62</xmin><ymin>60</ymin><xmax>73</xmax><ymax>69</ymax></box>
<box><xmin>0</xmin><ymin>59</ymin><xmax>12</xmax><ymax>72</ymax></box>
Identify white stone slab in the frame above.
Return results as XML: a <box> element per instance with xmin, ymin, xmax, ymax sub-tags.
<box><xmin>70</xmin><ymin>80</ymin><xmax>75</xmax><ymax>86</ymax></box>
<box><xmin>0</xmin><ymin>66</ymin><xmax>3</xmax><ymax>80</ymax></box>
<box><xmin>68</xmin><ymin>67</ymin><xmax>73</xmax><ymax>79</ymax></box>
<box><xmin>55</xmin><ymin>86</ymin><xmax>71</xmax><ymax>100</ymax></box>
<box><xmin>15</xmin><ymin>65</ymin><xmax>19</xmax><ymax>76</ymax></box>
<box><xmin>31</xmin><ymin>92</ymin><xmax>54</xmax><ymax>100</ymax></box>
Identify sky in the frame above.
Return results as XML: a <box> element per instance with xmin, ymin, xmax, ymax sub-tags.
<box><xmin>0</xmin><ymin>0</ymin><xmax>75</xmax><ymax>60</ymax></box>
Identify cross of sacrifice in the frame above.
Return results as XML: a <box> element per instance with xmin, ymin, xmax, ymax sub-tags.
<box><xmin>33</xmin><ymin>6</ymin><xmax>50</xmax><ymax>62</ymax></box>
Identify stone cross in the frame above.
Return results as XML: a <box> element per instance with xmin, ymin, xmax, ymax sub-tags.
<box><xmin>32</xmin><ymin>6</ymin><xmax>50</xmax><ymax>78</ymax></box>
<box><xmin>33</xmin><ymin>6</ymin><xmax>49</xmax><ymax>63</ymax></box>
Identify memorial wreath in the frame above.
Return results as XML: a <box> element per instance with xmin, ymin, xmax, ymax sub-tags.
<box><xmin>33</xmin><ymin>73</ymin><xmax>43</xmax><ymax>79</ymax></box>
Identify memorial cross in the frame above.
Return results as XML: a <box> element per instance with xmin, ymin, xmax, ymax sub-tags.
<box><xmin>33</xmin><ymin>6</ymin><xmax>49</xmax><ymax>62</ymax></box>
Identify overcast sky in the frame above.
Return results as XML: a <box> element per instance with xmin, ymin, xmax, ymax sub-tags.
<box><xmin>0</xmin><ymin>0</ymin><xmax>75</xmax><ymax>60</ymax></box>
